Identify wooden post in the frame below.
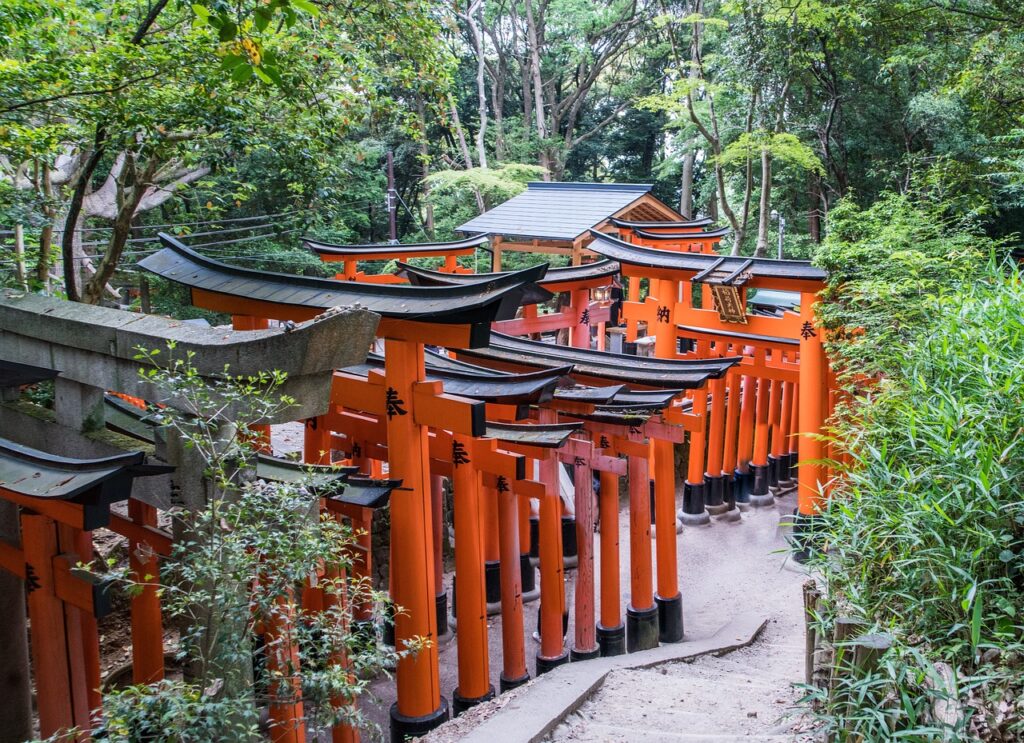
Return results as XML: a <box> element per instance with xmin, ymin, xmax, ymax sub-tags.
<box><xmin>303</xmin><ymin>416</ymin><xmax>332</xmax><ymax>465</ymax></box>
<box><xmin>451</xmin><ymin>434</ymin><xmax>493</xmax><ymax>712</ymax></box>
<box><xmin>481</xmin><ymin>481</ymin><xmax>501</xmax><ymax>610</ymax></box>
<box><xmin>722</xmin><ymin>372</ymin><xmax>742</xmax><ymax>509</ymax></box>
<box><xmin>735</xmin><ymin>373</ymin><xmax>758</xmax><ymax>506</ymax></box>
<box><xmin>491</xmin><ymin>236</ymin><xmax>503</xmax><ymax>273</ymax></box>
<box><xmin>626</xmin><ymin>430</ymin><xmax>658</xmax><ymax>652</ymax></box>
<box><xmin>264</xmin><ymin>594</ymin><xmax>306</xmax><ymax>743</ymax></box>
<box><xmin>0</xmin><ymin>499</ymin><xmax>31</xmax><ymax>741</ymax></box>
<box><xmin>570</xmin><ymin>452</ymin><xmax>598</xmax><ymax>660</ymax></box>
<box><xmin>536</xmin><ymin>412</ymin><xmax>568</xmax><ymax>673</ymax></box>
<box><xmin>749</xmin><ymin>375</ymin><xmax>774</xmax><ymax>506</ymax></box>
<box><xmin>430</xmin><ymin>474</ymin><xmax>447</xmax><ymax>636</ymax></box>
<box><xmin>569</xmin><ymin>287</ymin><xmax>591</xmax><ymax>349</ymax></box>
<box><xmin>497</xmin><ymin>480</ymin><xmax>529</xmax><ymax>688</ymax></box>
<box><xmin>128</xmin><ymin>499</ymin><xmax>164</xmax><ymax>684</ymax></box>
<box><xmin>597</xmin><ymin>469</ymin><xmax>624</xmax><ymax>656</ymax></box>
<box><xmin>384</xmin><ymin>339</ymin><xmax>448</xmax><ymax>735</ymax></box>
<box><xmin>703</xmin><ymin>375</ymin><xmax>729</xmax><ymax>516</ymax></box>
<box><xmin>322</xmin><ymin>556</ymin><xmax>359</xmax><ymax>743</ymax></box>
<box><xmin>651</xmin><ymin>435</ymin><xmax>683</xmax><ymax>642</ymax></box>
<box><xmin>21</xmin><ymin>513</ymin><xmax>75</xmax><ymax>739</ymax></box>
<box><xmin>802</xmin><ymin>580</ymin><xmax>820</xmax><ymax>686</ymax></box>
<box><xmin>681</xmin><ymin>389</ymin><xmax>709</xmax><ymax>524</ymax></box>
<box><xmin>795</xmin><ymin>290</ymin><xmax>828</xmax><ymax>561</ymax></box>
<box><xmin>776</xmin><ymin>381</ymin><xmax>795</xmax><ymax>489</ymax></box>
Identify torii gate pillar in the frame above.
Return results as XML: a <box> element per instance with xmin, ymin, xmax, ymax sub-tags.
<box><xmin>795</xmin><ymin>292</ymin><xmax>828</xmax><ymax>562</ymax></box>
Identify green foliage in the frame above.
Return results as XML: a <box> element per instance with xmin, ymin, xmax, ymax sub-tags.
<box><xmin>54</xmin><ymin>344</ymin><xmax>406</xmax><ymax>741</ymax></box>
<box><xmin>717</xmin><ymin>131</ymin><xmax>824</xmax><ymax>175</ymax></box>
<box><xmin>806</xmin><ymin>194</ymin><xmax>1024</xmax><ymax>738</ymax></box>
<box><xmin>814</xmin><ymin>193</ymin><xmax>997</xmax><ymax>377</ymax></box>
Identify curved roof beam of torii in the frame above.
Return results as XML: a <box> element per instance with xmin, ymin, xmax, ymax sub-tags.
<box><xmin>457</xmin><ymin>332</ymin><xmax>740</xmax><ymax>390</ymax></box>
<box><xmin>586</xmin><ymin>230</ymin><xmax>827</xmax><ymax>286</ymax></box>
<box><xmin>395</xmin><ymin>259</ymin><xmax>621</xmax><ymax>298</ymax></box>
<box><xmin>140</xmin><ymin>233</ymin><xmax>539</xmax><ymax>333</ymax></box>
<box><xmin>303</xmin><ymin>234</ymin><xmax>490</xmax><ymax>257</ymax></box>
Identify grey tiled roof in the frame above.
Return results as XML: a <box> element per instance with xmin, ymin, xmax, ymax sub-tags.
<box><xmin>457</xmin><ymin>181</ymin><xmax>654</xmax><ymax>240</ymax></box>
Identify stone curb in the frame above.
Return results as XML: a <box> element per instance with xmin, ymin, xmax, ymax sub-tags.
<box><xmin>431</xmin><ymin>612</ymin><xmax>768</xmax><ymax>743</ymax></box>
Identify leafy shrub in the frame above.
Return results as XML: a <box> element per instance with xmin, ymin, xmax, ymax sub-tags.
<box><xmin>806</xmin><ymin>194</ymin><xmax>1024</xmax><ymax>739</ymax></box>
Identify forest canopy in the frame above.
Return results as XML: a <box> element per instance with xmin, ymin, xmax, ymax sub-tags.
<box><xmin>2</xmin><ymin>0</ymin><xmax>1023</xmax><ymax>295</ymax></box>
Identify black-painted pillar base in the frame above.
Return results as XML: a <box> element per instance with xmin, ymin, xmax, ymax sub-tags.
<box><xmin>767</xmin><ymin>455</ymin><xmax>781</xmax><ymax>490</ymax></box>
<box><xmin>749</xmin><ymin>464</ymin><xmax>775</xmax><ymax>506</ymax></box>
<box><xmin>791</xmin><ymin>511</ymin><xmax>824</xmax><ymax>564</ymax></box>
<box><xmin>570</xmin><ymin>645</ymin><xmax>601</xmax><ymax>662</ymax></box>
<box><xmin>679</xmin><ymin>481</ymin><xmax>710</xmax><ymax>525</ymax></box>
<box><xmin>626</xmin><ymin>604</ymin><xmax>659</xmax><ymax>652</ymax></box>
<box><xmin>390</xmin><ymin>698</ymin><xmax>449</xmax><ymax>743</ymax></box>
<box><xmin>656</xmin><ymin>593</ymin><xmax>684</xmax><ymax>643</ymax></box>
<box><xmin>536</xmin><ymin>650</ymin><xmax>570</xmax><ymax>676</ymax></box>
<box><xmin>734</xmin><ymin>468</ymin><xmax>752</xmax><ymax>508</ymax></box>
<box><xmin>436</xmin><ymin>591</ymin><xmax>449</xmax><ymax>637</ymax></box>
<box><xmin>704</xmin><ymin>474</ymin><xmax>728</xmax><ymax>514</ymax></box>
<box><xmin>484</xmin><ymin>560</ymin><xmax>501</xmax><ymax>605</ymax></box>
<box><xmin>452</xmin><ymin>686</ymin><xmax>495</xmax><ymax>717</ymax></box>
<box><xmin>597</xmin><ymin>622</ymin><xmax>626</xmax><ymax>657</ymax></box>
<box><xmin>500</xmin><ymin>671</ymin><xmax>531</xmax><ymax>692</ymax></box>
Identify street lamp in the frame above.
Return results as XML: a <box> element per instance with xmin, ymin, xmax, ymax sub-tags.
<box><xmin>770</xmin><ymin>209</ymin><xmax>786</xmax><ymax>260</ymax></box>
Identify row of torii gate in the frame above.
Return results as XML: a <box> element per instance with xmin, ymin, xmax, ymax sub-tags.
<box><xmin>0</xmin><ymin>215</ymin><xmax>834</xmax><ymax>743</ymax></box>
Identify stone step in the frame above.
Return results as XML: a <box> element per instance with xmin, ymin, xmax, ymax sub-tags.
<box><xmin>557</xmin><ymin>721</ymin><xmax>798</xmax><ymax>741</ymax></box>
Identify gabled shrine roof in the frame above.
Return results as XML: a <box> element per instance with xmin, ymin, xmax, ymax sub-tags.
<box><xmin>457</xmin><ymin>182</ymin><xmax>678</xmax><ymax>241</ymax></box>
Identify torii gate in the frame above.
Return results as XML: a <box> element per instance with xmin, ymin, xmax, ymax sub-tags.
<box><xmin>0</xmin><ymin>440</ymin><xmax>171</xmax><ymax>740</ymax></box>
<box><xmin>610</xmin><ymin>217</ymin><xmax>726</xmax><ymax>344</ymax></box>
<box><xmin>305</xmin><ymin>235</ymin><xmax>486</xmax><ymax>282</ymax></box>
<box><xmin>455</xmin><ymin>334</ymin><xmax>737</xmax><ymax>650</ymax></box>
<box><xmin>585</xmin><ymin>230</ymin><xmax>831</xmax><ymax>558</ymax></box>
<box><xmin>140</xmin><ymin>235</ymin><xmax>535</xmax><ymax>741</ymax></box>
<box><xmin>399</xmin><ymin>260</ymin><xmax>621</xmax><ymax>350</ymax></box>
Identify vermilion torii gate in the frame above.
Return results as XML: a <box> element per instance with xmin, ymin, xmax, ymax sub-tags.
<box><xmin>0</xmin><ymin>440</ymin><xmax>170</xmax><ymax>740</ymax></box>
<box><xmin>399</xmin><ymin>259</ymin><xmax>621</xmax><ymax>350</ymax></box>
<box><xmin>305</xmin><ymin>235</ymin><xmax>487</xmax><ymax>282</ymax></box>
<box><xmin>584</xmin><ymin>230</ymin><xmax>831</xmax><ymax>553</ymax></box>
<box><xmin>455</xmin><ymin>334</ymin><xmax>738</xmax><ymax>650</ymax></box>
<box><xmin>141</xmin><ymin>234</ymin><xmax>536</xmax><ymax>741</ymax></box>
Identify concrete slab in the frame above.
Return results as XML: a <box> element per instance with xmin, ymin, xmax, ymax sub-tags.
<box><xmin>427</xmin><ymin>614</ymin><xmax>766</xmax><ymax>743</ymax></box>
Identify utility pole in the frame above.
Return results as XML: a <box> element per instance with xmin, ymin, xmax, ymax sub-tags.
<box><xmin>770</xmin><ymin>209</ymin><xmax>786</xmax><ymax>259</ymax></box>
<box><xmin>386</xmin><ymin>151</ymin><xmax>398</xmax><ymax>243</ymax></box>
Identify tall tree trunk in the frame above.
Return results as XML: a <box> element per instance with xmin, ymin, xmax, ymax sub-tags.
<box><xmin>754</xmin><ymin>148</ymin><xmax>772</xmax><ymax>256</ymax></box>
<box><xmin>680</xmin><ymin>150</ymin><xmax>695</xmax><ymax>218</ymax></box>
<box><xmin>416</xmin><ymin>97</ymin><xmax>435</xmax><ymax>238</ymax></box>
<box><xmin>808</xmin><ymin>172</ymin><xmax>821</xmax><ymax>243</ymax></box>
<box><xmin>82</xmin><ymin>155</ymin><xmax>156</xmax><ymax>305</ymax></box>
<box><xmin>679</xmin><ymin>18</ymin><xmax>701</xmax><ymax>219</ymax></box>
<box><xmin>465</xmin><ymin>0</ymin><xmax>489</xmax><ymax>170</ymax></box>
<box><xmin>61</xmin><ymin>128</ymin><xmax>106</xmax><ymax>301</ymax></box>
<box><xmin>36</xmin><ymin>162</ymin><xmax>54</xmax><ymax>288</ymax></box>
<box><xmin>448</xmin><ymin>94</ymin><xmax>475</xmax><ymax>170</ymax></box>
<box><xmin>524</xmin><ymin>0</ymin><xmax>550</xmax><ymax>179</ymax></box>
<box><xmin>447</xmin><ymin>94</ymin><xmax>486</xmax><ymax>214</ymax></box>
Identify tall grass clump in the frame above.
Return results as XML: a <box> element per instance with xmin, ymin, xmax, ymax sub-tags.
<box><xmin>804</xmin><ymin>194</ymin><xmax>1024</xmax><ymax>740</ymax></box>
